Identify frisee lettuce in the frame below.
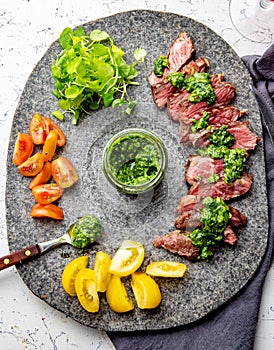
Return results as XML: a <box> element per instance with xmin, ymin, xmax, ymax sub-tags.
<box><xmin>51</xmin><ymin>27</ymin><xmax>146</xmax><ymax>124</ymax></box>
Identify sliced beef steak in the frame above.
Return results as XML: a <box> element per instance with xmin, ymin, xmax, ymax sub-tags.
<box><xmin>183</xmin><ymin>121</ymin><xmax>259</xmax><ymax>150</ymax></box>
<box><xmin>153</xmin><ymin>230</ymin><xmax>199</xmax><ymax>261</ymax></box>
<box><xmin>185</xmin><ymin>155</ymin><xmax>225</xmax><ymax>185</ymax></box>
<box><xmin>223</xmin><ymin>226</ymin><xmax>238</xmax><ymax>245</ymax></box>
<box><xmin>167</xmin><ymin>32</ymin><xmax>195</xmax><ymax>72</ymax></box>
<box><xmin>175</xmin><ymin>210</ymin><xmax>201</xmax><ymax>231</ymax></box>
<box><xmin>188</xmin><ymin>173</ymin><xmax>252</xmax><ymax>200</ymax></box>
<box><xmin>147</xmin><ymin>32</ymin><xmax>195</xmax><ymax>89</ymax></box>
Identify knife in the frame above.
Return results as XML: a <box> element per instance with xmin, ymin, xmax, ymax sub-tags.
<box><xmin>251</xmin><ymin>85</ymin><xmax>274</xmax><ymax>145</ymax></box>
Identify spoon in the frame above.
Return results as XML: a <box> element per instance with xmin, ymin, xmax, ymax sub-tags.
<box><xmin>0</xmin><ymin>214</ymin><xmax>103</xmax><ymax>271</ymax></box>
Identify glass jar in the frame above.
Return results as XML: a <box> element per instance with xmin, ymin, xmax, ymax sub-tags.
<box><xmin>101</xmin><ymin>128</ymin><xmax>168</xmax><ymax>194</ymax></box>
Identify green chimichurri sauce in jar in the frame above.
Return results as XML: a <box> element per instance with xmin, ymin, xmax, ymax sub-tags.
<box><xmin>102</xmin><ymin>128</ymin><xmax>168</xmax><ymax>194</ymax></box>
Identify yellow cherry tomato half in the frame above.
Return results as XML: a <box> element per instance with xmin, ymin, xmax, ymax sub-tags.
<box><xmin>106</xmin><ymin>275</ymin><xmax>134</xmax><ymax>313</ymax></box>
<box><xmin>75</xmin><ymin>268</ymin><xmax>100</xmax><ymax>313</ymax></box>
<box><xmin>131</xmin><ymin>272</ymin><xmax>161</xmax><ymax>309</ymax></box>
<box><xmin>94</xmin><ymin>251</ymin><xmax>111</xmax><ymax>293</ymax></box>
<box><xmin>61</xmin><ymin>256</ymin><xmax>89</xmax><ymax>296</ymax></box>
<box><xmin>109</xmin><ymin>240</ymin><xmax>145</xmax><ymax>277</ymax></box>
<box><xmin>145</xmin><ymin>261</ymin><xmax>187</xmax><ymax>278</ymax></box>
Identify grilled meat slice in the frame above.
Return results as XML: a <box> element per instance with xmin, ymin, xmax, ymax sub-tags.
<box><xmin>153</xmin><ymin>230</ymin><xmax>199</xmax><ymax>261</ymax></box>
<box><xmin>175</xmin><ymin>210</ymin><xmax>201</xmax><ymax>231</ymax></box>
<box><xmin>185</xmin><ymin>155</ymin><xmax>225</xmax><ymax>185</ymax></box>
<box><xmin>147</xmin><ymin>32</ymin><xmax>195</xmax><ymax>88</ymax></box>
<box><xmin>150</xmin><ymin>57</ymin><xmax>208</xmax><ymax>110</ymax></box>
<box><xmin>185</xmin><ymin>121</ymin><xmax>259</xmax><ymax>150</ymax></box>
<box><xmin>188</xmin><ymin>173</ymin><xmax>252</xmax><ymax>200</ymax></box>
<box><xmin>223</xmin><ymin>226</ymin><xmax>238</xmax><ymax>245</ymax></box>
<box><xmin>175</xmin><ymin>195</ymin><xmax>203</xmax><ymax>214</ymax></box>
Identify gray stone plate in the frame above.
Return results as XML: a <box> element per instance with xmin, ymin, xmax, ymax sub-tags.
<box><xmin>5</xmin><ymin>10</ymin><xmax>268</xmax><ymax>332</ymax></box>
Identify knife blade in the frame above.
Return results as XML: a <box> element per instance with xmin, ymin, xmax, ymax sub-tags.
<box><xmin>252</xmin><ymin>85</ymin><xmax>274</xmax><ymax>145</ymax></box>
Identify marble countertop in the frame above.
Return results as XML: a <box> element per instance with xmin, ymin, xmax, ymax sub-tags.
<box><xmin>1</xmin><ymin>0</ymin><xmax>273</xmax><ymax>349</ymax></box>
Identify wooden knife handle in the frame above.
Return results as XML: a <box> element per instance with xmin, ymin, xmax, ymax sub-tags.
<box><xmin>0</xmin><ymin>244</ymin><xmax>41</xmax><ymax>270</ymax></box>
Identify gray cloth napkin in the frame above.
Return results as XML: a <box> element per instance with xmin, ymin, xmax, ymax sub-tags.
<box><xmin>108</xmin><ymin>44</ymin><xmax>274</xmax><ymax>350</ymax></box>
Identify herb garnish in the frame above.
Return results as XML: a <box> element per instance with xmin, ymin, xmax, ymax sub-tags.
<box><xmin>154</xmin><ymin>55</ymin><xmax>169</xmax><ymax>77</ymax></box>
<box><xmin>51</xmin><ymin>27</ymin><xmax>146</xmax><ymax>124</ymax></box>
<box><xmin>208</xmin><ymin>125</ymin><xmax>235</xmax><ymax>147</ymax></box>
<box><xmin>168</xmin><ymin>72</ymin><xmax>216</xmax><ymax>104</ymax></box>
<box><xmin>69</xmin><ymin>214</ymin><xmax>103</xmax><ymax>249</ymax></box>
<box><xmin>109</xmin><ymin>135</ymin><xmax>161</xmax><ymax>186</ymax></box>
<box><xmin>191</xmin><ymin>111</ymin><xmax>211</xmax><ymax>133</ymax></box>
<box><xmin>197</xmin><ymin>145</ymin><xmax>246</xmax><ymax>184</ymax></box>
<box><xmin>188</xmin><ymin>197</ymin><xmax>231</xmax><ymax>260</ymax></box>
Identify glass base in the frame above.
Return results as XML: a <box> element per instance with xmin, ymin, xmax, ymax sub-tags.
<box><xmin>229</xmin><ymin>0</ymin><xmax>274</xmax><ymax>43</ymax></box>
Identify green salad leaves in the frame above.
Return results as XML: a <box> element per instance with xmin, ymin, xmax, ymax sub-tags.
<box><xmin>51</xmin><ymin>27</ymin><xmax>146</xmax><ymax>124</ymax></box>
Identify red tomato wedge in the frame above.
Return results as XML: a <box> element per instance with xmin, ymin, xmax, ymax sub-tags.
<box><xmin>29</xmin><ymin>161</ymin><xmax>52</xmax><ymax>189</ymax></box>
<box><xmin>42</xmin><ymin>129</ymin><xmax>58</xmax><ymax>162</ymax></box>
<box><xmin>30</xmin><ymin>113</ymin><xmax>47</xmax><ymax>145</ymax></box>
<box><xmin>43</xmin><ymin>117</ymin><xmax>66</xmax><ymax>147</ymax></box>
<box><xmin>51</xmin><ymin>156</ymin><xmax>78</xmax><ymax>188</ymax></box>
<box><xmin>13</xmin><ymin>133</ymin><xmax>34</xmax><ymax>166</ymax></box>
<box><xmin>32</xmin><ymin>183</ymin><xmax>64</xmax><ymax>204</ymax></box>
<box><xmin>18</xmin><ymin>153</ymin><xmax>44</xmax><ymax>177</ymax></box>
<box><xmin>30</xmin><ymin>203</ymin><xmax>64</xmax><ymax>220</ymax></box>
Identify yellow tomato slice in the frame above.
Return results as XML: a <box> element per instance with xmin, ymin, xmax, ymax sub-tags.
<box><xmin>131</xmin><ymin>272</ymin><xmax>161</xmax><ymax>309</ymax></box>
<box><xmin>94</xmin><ymin>251</ymin><xmax>111</xmax><ymax>292</ymax></box>
<box><xmin>61</xmin><ymin>256</ymin><xmax>89</xmax><ymax>296</ymax></box>
<box><xmin>109</xmin><ymin>240</ymin><xmax>145</xmax><ymax>277</ymax></box>
<box><xmin>145</xmin><ymin>261</ymin><xmax>187</xmax><ymax>278</ymax></box>
<box><xmin>75</xmin><ymin>268</ymin><xmax>100</xmax><ymax>313</ymax></box>
<box><xmin>106</xmin><ymin>275</ymin><xmax>134</xmax><ymax>313</ymax></box>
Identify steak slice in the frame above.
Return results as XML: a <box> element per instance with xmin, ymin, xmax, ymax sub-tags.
<box><xmin>152</xmin><ymin>57</ymin><xmax>209</xmax><ymax>110</ymax></box>
<box><xmin>175</xmin><ymin>195</ymin><xmax>247</xmax><ymax>228</ymax></box>
<box><xmin>179</xmin><ymin>79</ymin><xmax>236</xmax><ymax>120</ymax></box>
<box><xmin>227</xmin><ymin>121</ymin><xmax>260</xmax><ymax>151</ymax></box>
<box><xmin>166</xmin><ymin>57</ymin><xmax>209</xmax><ymax>120</ymax></box>
<box><xmin>175</xmin><ymin>194</ymin><xmax>202</xmax><ymax>214</ymax></box>
<box><xmin>185</xmin><ymin>121</ymin><xmax>259</xmax><ymax>150</ymax></box>
<box><xmin>175</xmin><ymin>210</ymin><xmax>201</xmax><ymax>231</ymax></box>
<box><xmin>167</xmin><ymin>32</ymin><xmax>195</xmax><ymax>72</ymax></box>
<box><xmin>153</xmin><ymin>230</ymin><xmax>199</xmax><ymax>261</ymax></box>
<box><xmin>185</xmin><ymin>155</ymin><xmax>225</xmax><ymax>185</ymax></box>
<box><xmin>223</xmin><ymin>226</ymin><xmax>238</xmax><ymax>245</ymax></box>
<box><xmin>147</xmin><ymin>32</ymin><xmax>195</xmax><ymax>88</ymax></box>
<box><xmin>188</xmin><ymin>173</ymin><xmax>253</xmax><ymax>200</ymax></box>
<box><xmin>228</xmin><ymin>206</ymin><xmax>247</xmax><ymax>227</ymax></box>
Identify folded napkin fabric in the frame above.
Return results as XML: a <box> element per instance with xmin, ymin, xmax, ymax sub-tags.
<box><xmin>108</xmin><ymin>43</ymin><xmax>274</xmax><ymax>350</ymax></box>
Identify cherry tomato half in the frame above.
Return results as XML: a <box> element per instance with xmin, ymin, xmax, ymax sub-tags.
<box><xmin>29</xmin><ymin>113</ymin><xmax>47</xmax><ymax>145</ymax></box>
<box><xmin>131</xmin><ymin>272</ymin><xmax>161</xmax><ymax>309</ymax></box>
<box><xmin>43</xmin><ymin>117</ymin><xmax>66</xmax><ymax>147</ymax></box>
<box><xmin>51</xmin><ymin>156</ymin><xmax>78</xmax><ymax>188</ymax></box>
<box><xmin>29</xmin><ymin>161</ymin><xmax>52</xmax><ymax>189</ymax></box>
<box><xmin>32</xmin><ymin>183</ymin><xmax>64</xmax><ymax>204</ymax></box>
<box><xmin>62</xmin><ymin>256</ymin><xmax>89</xmax><ymax>296</ymax></box>
<box><xmin>18</xmin><ymin>152</ymin><xmax>44</xmax><ymax>177</ymax></box>
<box><xmin>106</xmin><ymin>275</ymin><xmax>134</xmax><ymax>313</ymax></box>
<box><xmin>75</xmin><ymin>268</ymin><xmax>100</xmax><ymax>313</ymax></box>
<box><xmin>30</xmin><ymin>203</ymin><xmax>64</xmax><ymax>220</ymax></box>
<box><xmin>94</xmin><ymin>251</ymin><xmax>111</xmax><ymax>292</ymax></box>
<box><xmin>42</xmin><ymin>129</ymin><xmax>58</xmax><ymax>162</ymax></box>
<box><xmin>109</xmin><ymin>240</ymin><xmax>145</xmax><ymax>277</ymax></box>
<box><xmin>13</xmin><ymin>133</ymin><xmax>34</xmax><ymax>166</ymax></box>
